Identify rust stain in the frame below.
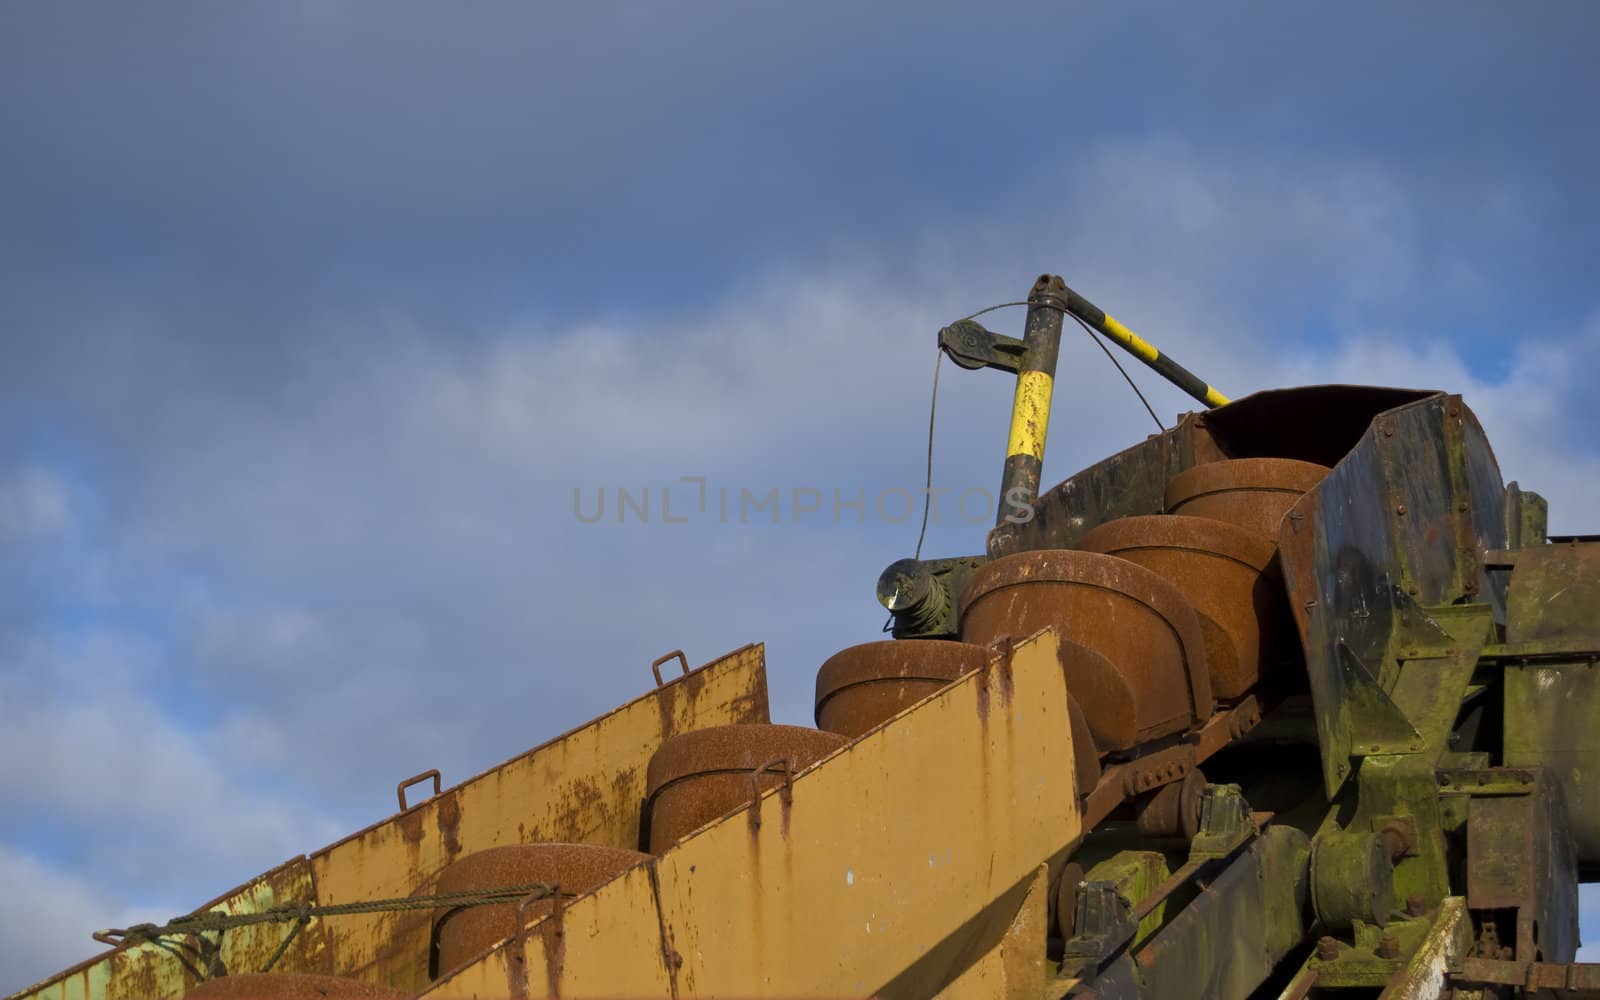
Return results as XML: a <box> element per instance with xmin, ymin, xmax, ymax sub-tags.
<box><xmin>504</xmin><ymin>933</ymin><xmax>530</xmax><ymax>999</ymax></box>
<box><xmin>644</xmin><ymin>861</ymin><xmax>683</xmax><ymax>999</ymax></box>
<box><xmin>656</xmin><ymin>684</ymin><xmax>680</xmax><ymax>742</ymax></box>
<box><xmin>437</xmin><ymin>793</ymin><xmax>463</xmax><ymax>859</ymax></box>
<box><xmin>748</xmin><ymin>820</ymin><xmax>766</xmax><ymax>982</ymax></box>
<box><xmin>997</xmin><ymin>649</ymin><xmax>1015</xmax><ymax>707</ymax></box>
<box><xmin>683</xmin><ymin>666</ymin><xmax>707</xmax><ymax>700</ymax></box>
<box><xmin>976</xmin><ymin>652</ymin><xmax>994</xmax><ymax>724</ymax></box>
<box><xmin>538</xmin><ymin>912</ymin><xmax>566</xmax><ymax>999</ymax></box>
<box><xmin>397</xmin><ymin>807</ymin><xmax>426</xmax><ymax>846</ymax></box>
<box><xmin>107</xmin><ymin>944</ymin><xmax>184</xmax><ymax>1000</ymax></box>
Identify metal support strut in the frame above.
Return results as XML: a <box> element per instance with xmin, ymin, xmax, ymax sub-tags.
<box><xmin>1060</xmin><ymin>284</ymin><xmax>1230</xmax><ymax>409</ymax></box>
<box><xmin>996</xmin><ymin>274</ymin><xmax>1067</xmax><ymax>525</ymax></box>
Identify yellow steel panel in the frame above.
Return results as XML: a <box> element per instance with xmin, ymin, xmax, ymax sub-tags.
<box><xmin>9</xmin><ymin>645</ymin><xmax>768</xmax><ymax>1000</ymax></box>
<box><xmin>933</xmin><ymin>863</ymin><xmax>1050</xmax><ymax>1000</ymax></box>
<box><xmin>421</xmin><ymin>865</ymin><xmax>675</xmax><ymax>999</ymax></box>
<box><xmin>425</xmin><ymin>629</ymin><xmax>1084</xmax><ymax>999</ymax></box>
<box><xmin>310</xmin><ymin>644</ymin><xmax>769</xmax><ymax>992</ymax></box>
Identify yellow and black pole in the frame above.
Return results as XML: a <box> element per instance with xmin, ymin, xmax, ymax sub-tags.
<box><xmin>996</xmin><ymin>275</ymin><xmax>1069</xmax><ymax>525</ymax></box>
<box><xmin>1062</xmin><ymin>284</ymin><xmax>1230</xmax><ymax>410</ymax></box>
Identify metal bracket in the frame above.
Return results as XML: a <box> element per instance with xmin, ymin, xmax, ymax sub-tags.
<box><xmin>397</xmin><ymin>769</ymin><xmax>442</xmax><ymax>812</ymax></box>
<box><xmin>1188</xmin><ymin>784</ymin><xmax>1255</xmax><ymax>861</ymax></box>
<box><xmin>651</xmin><ymin>649</ymin><xmax>690</xmax><ymax>686</ymax></box>
<box><xmin>1061</xmin><ymin>880</ymin><xmax>1138</xmax><ymax>973</ymax></box>
<box><xmin>938</xmin><ymin>320</ymin><xmax>1026</xmax><ymax>374</ymax></box>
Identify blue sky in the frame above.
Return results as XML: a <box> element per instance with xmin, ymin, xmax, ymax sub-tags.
<box><xmin>2</xmin><ymin>3</ymin><xmax>1599</xmax><ymax>992</ymax></box>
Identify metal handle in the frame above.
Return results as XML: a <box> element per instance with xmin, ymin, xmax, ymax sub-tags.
<box><xmin>397</xmin><ymin>769</ymin><xmax>441</xmax><ymax>812</ymax></box>
<box><xmin>749</xmin><ymin>757</ymin><xmax>793</xmax><ymax>814</ymax></box>
<box><xmin>651</xmin><ymin>650</ymin><xmax>689</xmax><ymax>686</ymax></box>
<box><xmin>514</xmin><ymin>883</ymin><xmax>562</xmax><ymax>941</ymax></box>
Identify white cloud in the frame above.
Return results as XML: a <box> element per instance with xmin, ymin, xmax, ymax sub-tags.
<box><xmin>0</xmin><ymin>629</ymin><xmax>343</xmax><ymax>952</ymax></box>
<box><xmin>0</xmin><ymin>467</ymin><xmax>70</xmax><ymax>542</ymax></box>
<box><xmin>0</xmin><ymin>844</ymin><xmax>165</xmax><ymax>996</ymax></box>
<box><xmin>1268</xmin><ymin>312</ymin><xmax>1600</xmax><ymax>533</ymax></box>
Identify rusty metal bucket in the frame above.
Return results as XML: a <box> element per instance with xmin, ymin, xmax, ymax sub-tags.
<box><xmin>187</xmin><ymin>975</ymin><xmax>408</xmax><ymax>1000</ymax></box>
<box><xmin>1078</xmin><ymin>515</ymin><xmax>1283</xmax><ymax>701</ymax></box>
<box><xmin>644</xmin><ymin>724</ymin><xmax>848</xmax><ymax>852</ymax></box>
<box><xmin>429</xmin><ymin>842</ymin><xmax>650</xmax><ymax>977</ymax></box>
<box><xmin>1164</xmin><ymin>458</ymin><xmax>1330</xmax><ymax>538</ymax></box>
<box><xmin>958</xmin><ymin>549</ymin><xmax>1211</xmax><ymax>750</ymax></box>
<box><xmin>814</xmin><ymin>639</ymin><xmax>987</xmax><ymax>738</ymax></box>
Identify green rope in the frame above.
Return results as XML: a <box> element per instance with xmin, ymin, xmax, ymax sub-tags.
<box><xmin>94</xmin><ymin>881</ymin><xmax>561</xmax><ymax>975</ymax></box>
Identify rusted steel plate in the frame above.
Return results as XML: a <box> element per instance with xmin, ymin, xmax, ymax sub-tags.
<box><xmin>1276</xmin><ymin>393</ymin><xmax>1509</xmax><ymax>796</ymax></box>
<box><xmin>988</xmin><ymin>386</ymin><xmax>1435</xmax><ymax>559</ymax></box>
<box><xmin>306</xmin><ymin>643</ymin><xmax>769</xmax><ymax>993</ymax></box>
<box><xmin>184</xmin><ymin>974</ymin><xmax>406</xmax><ymax>1000</ymax></box>
<box><xmin>11</xmin><ymin>856</ymin><xmax>331</xmax><ymax>1000</ymax></box>
<box><xmin>1079</xmin><ymin>514</ymin><xmax>1283</xmax><ymax>700</ymax></box>
<box><xmin>1129</xmin><ymin>827</ymin><xmax>1311</xmax><ymax>1000</ymax></box>
<box><xmin>423</xmin><ymin>629</ymin><xmax>1085</xmax><ymax>1000</ymax></box>
<box><xmin>1465</xmin><ymin>768</ymin><xmax>1579</xmax><ymax>963</ymax></box>
<box><xmin>1377</xmin><ymin>897</ymin><xmax>1470</xmax><ymax>1000</ymax></box>
<box><xmin>960</xmin><ymin>549</ymin><xmax>1211</xmax><ymax>749</ymax></box>
<box><xmin>1199</xmin><ymin>386</ymin><xmax>1437</xmax><ymax>470</ymax></box>
<box><xmin>1503</xmin><ymin>537</ymin><xmax>1600</xmax><ymax>640</ymax></box>
<box><xmin>643</xmin><ymin>724</ymin><xmax>849</xmax><ymax>852</ymax></box>
<box><xmin>1453</xmin><ymin>956</ymin><xmax>1600</xmax><ymax>993</ymax></box>
<box><xmin>814</xmin><ymin>639</ymin><xmax>986</xmax><ymax>738</ymax></box>
<box><xmin>987</xmin><ymin>422</ymin><xmax>1192</xmax><ymax>559</ymax></box>
<box><xmin>1502</xmin><ymin>542</ymin><xmax>1600</xmax><ymax>866</ymax></box>
<box><xmin>1164</xmin><ymin>457</ymin><xmax>1329</xmax><ymax>539</ymax></box>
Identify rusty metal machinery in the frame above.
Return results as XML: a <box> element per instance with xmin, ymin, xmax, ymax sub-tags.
<box><xmin>11</xmin><ymin>275</ymin><xmax>1600</xmax><ymax>1000</ymax></box>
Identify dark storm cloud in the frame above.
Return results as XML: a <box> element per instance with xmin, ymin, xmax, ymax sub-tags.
<box><xmin>2</xmin><ymin>2</ymin><xmax>1595</xmax><ymax>330</ymax></box>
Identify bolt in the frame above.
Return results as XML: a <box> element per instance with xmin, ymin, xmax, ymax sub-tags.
<box><xmin>1316</xmin><ymin>936</ymin><xmax>1340</xmax><ymax>961</ymax></box>
<box><xmin>1396</xmin><ymin>504</ymin><xmax>1408</xmax><ymax>515</ymax></box>
<box><xmin>1377</xmin><ymin>934</ymin><xmax>1401</xmax><ymax>959</ymax></box>
<box><xmin>1458</xmin><ymin>500</ymin><xmax>1470</xmax><ymax>512</ymax></box>
<box><xmin>1406</xmin><ymin>893</ymin><xmax>1427</xmax><ymax>917</ymax></box>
